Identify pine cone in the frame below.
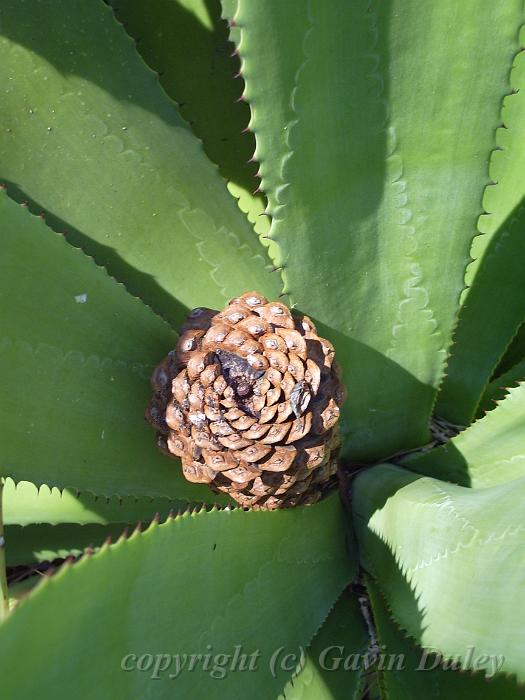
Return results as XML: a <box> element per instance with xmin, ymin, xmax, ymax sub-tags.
<box><xmin>146</xmin><ymin>292</ymin><xmax>346</xmax><ymax>509</ymax></box>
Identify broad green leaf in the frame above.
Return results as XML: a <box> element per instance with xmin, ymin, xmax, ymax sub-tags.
<box><xmin>436</xmin><ymin>201</ymin><xmax>525</xmax><ymax>425</ymax></box>
<box><xmin>280</xmin><ymin>591</ymin><xmax>369</xmax><ymax>700</ymax></box>
<box><xmin>2</xmin><ymin>480</ymin><xmax>191</xmax><ymax>526</ymax></box>
<box><xmin>0</xmin><ymin>495</ymin><xmax>353</xmax><ymax>699</ymax></box>
<box><xmin>352</xmin><ymin>464</ymin><xmax>525</xmax><ymax>682</ymax></box>
<box><xmin>109</xmin><ymin>0</ymin><xmax>269</xmax><ymax>237</ymax></box>
<box><xmin>478</xmin><ymin>358</ymin><xmax>525</xmax><ymax>415</ymax></box>
<box><xmin>466</xmin><ymin>26</ymin><xmax>525</xmax><ymax>285</ymax></box>
<box><xmin>5</xmin><ymin>523</ymin><xmax>130</xmax><ymax>566</ymax></box>
<box><xmin>428</xmin><ymin>32</ymin><xmax>525</xmax><ymax>423</ymax></box>
<box><xmin>0</xmin><ymin>189</ymin><xmax>176</xmax><ymax>363</ymax></box>
<box><xmin>367</xmin><ymin>576</ymin><xmax>520</xmax><ymax>699</ymax></box>
<box><xmin>225</xmin><ymin>0</ymin><xmax>525</xmax><ymax>459</ymax></box>
<box><xmin>0</xmin><ymin>190</ymin><xmax>222</xmax><ymax>503</ymax></box>
<box><xmin>0</xmin><ymin>0</ymin><xmax>279</xmax><ymax>328</ymax></box>
<box><xmin>0</xmin><ymin>339</ymin><xmax>226</xmax><ymax>502</ymax></box>
<box><xmin>404</xmin><ymin>381</ymin><xmax>525</xmax><ymax>488</ymax></box>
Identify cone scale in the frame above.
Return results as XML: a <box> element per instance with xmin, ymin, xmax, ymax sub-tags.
<box><xmin>147</xmin><ymin>292</ymin><xmax>346</xmax><ymax>509</ymax></box>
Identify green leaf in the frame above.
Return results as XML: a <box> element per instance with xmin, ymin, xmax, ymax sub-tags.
<box><xmin>494</xmin><ymin>321</ymin><xmax>525</xmax><ymax>378</ymax></box>
<box><xmin>5</xmin><ymin>523</ymin><xmax>130</xmax><ymax>566</ymax></box>
<box><xmin>223</xmin><ymin>0</ymin><xmax>309</xmax><ymax>270</ymax></box>
<box><xmin>352</xmin><ymin>464</ymin><xmax>525</xmax><ymax>682</ymax></box>
<box><xmin>466</xmin><ymin>26</ymin><xmax>525</xmax><ymax>285</ymax></box>
<box><xmin>0</xmin><ymin>495</ymin><xmax>353</xmax><ymax>698</ymax></box>
<box><xmin>280</xmin><ymin>590</ymin><xmax>369</xmax><ymax>700</ymax></box>
<box><xmin>436</xmin><ymin>200</ymin><xmax>525</xmax><ymax>425</ymax></box>
<box><xmin>404</xmin><ymin>381</ymin><xmax>525</xmax><ymax>488</ymax></box>
<box><xmin>222</xmin><ymin>0</ymin><xmax>308</xmax><ymax>217</ymax></box>
<box><xmin>2</xmin><ymin>480</ymin><xmax>191</xmax><ymax>526</ymax></box>
<box><xmin>0</xmin><ymin>188</ymin><xmax>176</xmax><ymax>363</ymax></box>
<box><xmin>225</xmin><ymin>0</ymin><xmax>525</xmax><ymax>459</ymax></box>
<box><xmin>0</xmin><ymin>189</ymin><xmax>222</xmax><ymax>503</ymax></box>
<box><xmin>433</xmin><ymin>25</ymin><xmax>525</xmax><ymax>425</ymax></box>
<box><xmin>478</xmin><ymin>358</ymin><xmax>525</xmax><ymax>415</ymax></box>
<box><xmin>367</xmin><ymin>576</ymin><xmax>521</xmax><ymax>699</ymax></box>
<box><xmin>0</xmin><ymin>0</ymin><xmax>279</xmax><ymax>328</ymax></box>
<box><xmin>109</xmin><ymin>0</ymin><xmax>269</xmax><ymax>237</ymax></box>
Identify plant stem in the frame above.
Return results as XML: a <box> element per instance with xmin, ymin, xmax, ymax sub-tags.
<box><xmin>0</xmin><ymin>478</ymin><xmax>9</xmax><ymax>618</ymax></box>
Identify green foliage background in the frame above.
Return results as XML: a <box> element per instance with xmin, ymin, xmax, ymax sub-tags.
<box><xmin>0</xmin><ymin>0</ymin><xmax>524</xmax><ymax>697</ymax></box>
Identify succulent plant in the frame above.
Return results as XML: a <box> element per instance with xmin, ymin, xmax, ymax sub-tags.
<box><xmin>0</xmin><ymin>0</ymin><xmax>524</xmax><ymax>698</ymax></box>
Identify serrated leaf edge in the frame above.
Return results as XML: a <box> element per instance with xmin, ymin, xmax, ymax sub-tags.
<box><xmin>104</xmin><ymin>0</ymin><xmax>276</xmax><ymax>300</ymax></box>
<box><xmin>0</xmin><ymin>185</ymin><xmax>178</xmax><ymax>337</ymax></box>
<box><xmin>365</xmin><ymin>573</ymin><xmax>523</xmax><ymax>689</ymax></box>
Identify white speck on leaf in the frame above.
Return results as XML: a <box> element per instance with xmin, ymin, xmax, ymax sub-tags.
<box><xmin>75</xmin><ymin>293</ymin><xmax>88</xmax><ymax>304</ymax></box>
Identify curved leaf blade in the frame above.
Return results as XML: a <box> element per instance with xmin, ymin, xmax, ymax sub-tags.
<box><xmin>478</xmin><ymin>358</ymin><xmax>525</xmax><ymax>415</ymax></box>
<box><xmin>352</xmin><ymin>464</ymin><xmax>525</xmax><ymax>682</ymax></box>
<box><xmin>466</xmin><ymin>28</ymin><xmax>525</xmax><ymax>284</ymax></box>
<box><xmin>109</xmin><ymin>0</ymin><xmax>269</xmax><ymax>237</ymax></box>
<box><xmin>367</xmin><ymin>576</ymin><xmax>521</xmax><ymax>699</ymax></box>
<box><xmin>0</xmin><ymin>495</ymin><xmax>353</xmax><ymax>699</ymax></box>
<box><xmin>493</xmin><ymin>321</ymin><xmax>525</xmax><ymax>379</ymax></box>
<box><xmin>405</xmin><ymin>381</ymin><xmax>525</xmax><ymax>488</ymax></box>
<box><xmin>5</xmin><ymin>523</ymin><xmax>129</xmax><ymax>567</ymax></box>
<box><xmin>280</xmin><ymin>590</ymin><xmax>369</xmax><ymax>700</ymax></box>
<box><xmin>225</xmin><ymin>0</ymin><xmax>525</xmax><ymax>459</ymax></box>
<box><xmin>0</xmin><ymin>0</ymin><xmax>279</xmax><ymax>326</ymax></box>
<box><xmin>0</xmin><ymin>189</ymin><xmax>219</xmax><ymax>502</ymax></box>
<box><xmin>2</xmin><ymin>480</ymin><xmax>191</xmax><ymax>526</ymax></box>
<box><xmin>436</xmin><ymin>200</ymin><xmax>525</xmax><ymax>425</ymax></box>
<box><xmin>223</xmin><ymin>0</ymin><xmax>308</xmax><ymax>217</ymax></box>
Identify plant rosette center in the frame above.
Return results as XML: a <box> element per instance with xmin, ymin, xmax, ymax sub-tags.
<box><xmin>146</xmin><ymin>291</ymin><xmax>346</xmax><ymax>509</ymax></box>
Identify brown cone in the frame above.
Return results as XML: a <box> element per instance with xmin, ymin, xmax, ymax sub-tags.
<box><xmin>146</xmin><ymin>292</ymin><xmax>346</xmax><ymax>509</ymax></box>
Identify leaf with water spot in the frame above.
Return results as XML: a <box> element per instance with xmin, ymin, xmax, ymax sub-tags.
<box><xmin>0</xmin><ymin>0</ymin><xmax>279</xmax><ymax>328</ymax></box>
<box><xmin>0</xmin><ymin>189</ymin><xmax>222</xmax><ymax>502</ymax></box>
